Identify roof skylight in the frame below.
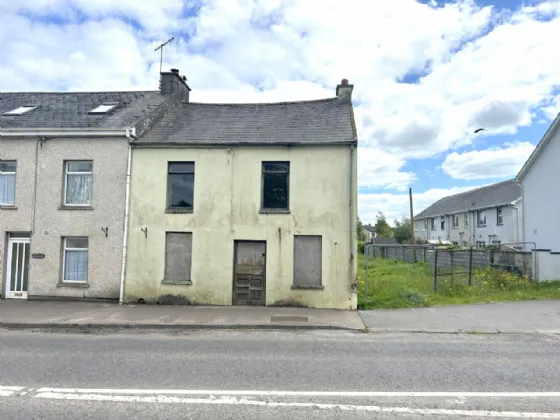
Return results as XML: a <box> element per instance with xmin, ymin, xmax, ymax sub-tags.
<box><xmin>88</xmin><ymin>103</ymin><xmax>119</xmax><ymax>114</ymax></box>
<box><xmin>3</xmin><ymin>105</ymin><xmax>37</xmax><ymax>116</ymax></box>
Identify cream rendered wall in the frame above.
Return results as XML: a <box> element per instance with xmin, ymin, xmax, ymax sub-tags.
<box><xmin>124</xmin><ymin>145</ymin><xmax>357</xmax><ymax>309</ymax></box>
<box><xmin>1</xmin><ymin>137</ymin><xmax>128</xmax><ymax>299</ymax></box>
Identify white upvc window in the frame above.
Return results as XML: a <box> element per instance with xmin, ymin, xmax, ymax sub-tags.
<box><xmin>497</xmin><ymin>207</ymin><xmax>503</xmax><ymax>225</ymax></box>
<box><xmin>431</xmin><ymin>218</ymin><xmax>436</xmax><ymax>230</ymax></box>
<box><xmin>63</xmin><ymin>237</ymin><xmax>89</xmax><ymax>282</ymax></box>
<box><xmin>424</xmin><ymin>219</ymin><xmax>428</xmax><ymax>230</ymax></box>
<box><xmin>464</xmin><ymin>213</ymin><xmax>469</xmax><ymax>228</ymax></box>
<box><xmin>477</xmin><ymin>210</ymin><xmax>487</xmax><ymax>227</ymax></box>
<box><xmin>452</xmin><ymin>215</ymin><xmax>459</xmax><ymax>228</ymax></box>
<box><xmin>64</xmin><ymin>161</ymin><xmax>93</xmax><ymax>206</ymax></box>
<box><xmin>3</xmin><ymin>105</ymin><xmax>37</xmax><ymax>116</ymax></box>
<box><xmin>0</xmin><ymin>161</ymin><xmax>16</xmax><ymax>205</ymax></box>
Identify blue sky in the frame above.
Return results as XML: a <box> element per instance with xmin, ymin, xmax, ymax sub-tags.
<box><xmin>1</xmin><ymin>0</ymin><xmax>559</xmax><ymax>224</ymax></box>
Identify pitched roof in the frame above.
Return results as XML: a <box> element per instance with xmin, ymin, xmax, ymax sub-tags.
<box><xmin>0</xmin><ymin>91</ymin><xmax>168</xmax><ymax>129</ymax></box>
<box><xmin>414</xmin><ymin>180</ymin><xmax>521</xmax><ymax>220</ymax></box>
<box><xmin>516</xmin><ymin>112</ymin><xmax>560</xmax><ymax>182</ymax></box>
<box><xmin>135</xmin><ymin>97</ymin><xmax>356</xmax><ymax>146</ymax></box>
<box><xmin>372</xmin><ymin>237</ymin><xmax>398</xmax><ymax>245</ymax></box>
<box><xmin>363</xmin><ymin>224</ymin><xmax>376</xmax><ymax>233</ymax></box>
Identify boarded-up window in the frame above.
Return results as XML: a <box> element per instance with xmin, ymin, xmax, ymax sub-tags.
<box><xmin>164</xmin><ymin>232</ymin><xmax>192</xmax><ymax>281</ymax></box>
<box><xmin>293</xmin><ymin>235</ymin><xmax>322</xmax><ymax>286</ymax></box>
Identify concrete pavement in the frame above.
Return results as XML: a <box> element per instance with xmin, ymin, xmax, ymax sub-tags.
<box><xmin>0</xmin><ymin>300</ymin><xmax>365</xmax><ymax>331</ymax></box>
<box><xmin>360</xmin><ymin>300</ymin><xmax>560</xmax><ymax>334</ymax></box>
<box><xmin>1</xmin><ymin>329</ymin><xmax>560</xmax><ymax>419</ymax></box>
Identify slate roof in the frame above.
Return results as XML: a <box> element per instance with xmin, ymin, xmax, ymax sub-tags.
<box><xmin>136</xmin><ymin>97</ymin><xmax>356</xmax><ymax>145</ymax></box>
<box><xmin>0</xmin><ymin>91</ymin><xmax>167</xmax><ymax>129</ymax></box>
<box><xmin>364</xmin><ymin>224</ymin><xmax>376</xmax><ymax>233</ymax></box>
<box><xmin>414</xmin><ymin>180</ymin><xmax>521</xmax><ymax>220</ymax></box>
<box><xmin>371</xmin><ymin>237</ymin><xmax>398</xmax><ymax>245</ymax></box>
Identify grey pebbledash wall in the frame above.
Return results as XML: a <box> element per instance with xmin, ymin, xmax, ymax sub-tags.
<box><xmin>367</xmin><ymin>245</ymin><xmax>533</xmax><ymax>278</ymax></box>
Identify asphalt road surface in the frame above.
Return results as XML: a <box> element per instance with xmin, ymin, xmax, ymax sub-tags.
<box><xmin>1</xmin><ymin>328</ymin><xmax>559</xmax><ymax>419</ymax></box>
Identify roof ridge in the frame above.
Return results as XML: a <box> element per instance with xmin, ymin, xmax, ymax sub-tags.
<box><xmin>0</xmin><ymin>90</ymin><xmax>159</xmax><ymax>95</ymax></box>
<box><xmin>183</xmin><ymin>97</ymin><xmax>340</xmax><ymax>106</ymax></box>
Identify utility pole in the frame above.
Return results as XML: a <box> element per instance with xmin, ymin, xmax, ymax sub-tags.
<box><xmin>155</xmin><ymin>37</ymin><xmax>175</xmax><ymax>74</ymax></box>
<box><xmin>409</xmin><ymin>187</ymin><xmax>415</xmax><ymax>244</ymax></box>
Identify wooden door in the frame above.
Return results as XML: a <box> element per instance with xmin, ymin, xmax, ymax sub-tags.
<box><xmin>233</xmin><ymin>241</ymin><xmax>266</xmax><ymax>306</ymax></box>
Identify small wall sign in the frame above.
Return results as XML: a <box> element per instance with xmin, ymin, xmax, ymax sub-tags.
<box><xmin>31</xmin><ymin>253</ymin><xmax>45</xmax><ymax>259</ymax></box>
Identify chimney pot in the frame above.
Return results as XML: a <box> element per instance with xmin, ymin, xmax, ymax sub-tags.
<box><xmin>170</xmin><ymin>68</ymin><xmax>179</xmax><ymax>74</ymax></box>
<box><xmin>341</xmin><ymin>78</ymin><xmax>349</xmax><ymax>85</ymax></box>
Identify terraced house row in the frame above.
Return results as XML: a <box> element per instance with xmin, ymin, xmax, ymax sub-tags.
<box><xmin>0</xmin><ymin>70</ymin><xmax>358</xmax><ymax>309</ymax></box>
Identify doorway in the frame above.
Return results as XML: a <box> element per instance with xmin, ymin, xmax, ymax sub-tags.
<box><xmin>233</xmin><ymin>241</ymin><xmax>266</xmax><ymax>306</ymax></box>
<box><xmin>5</xmin><ymin>236</ymin><xmax>30</xmax><ymax>299</ymax></box>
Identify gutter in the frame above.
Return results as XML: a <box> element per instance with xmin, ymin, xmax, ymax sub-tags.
<box><xmin>133</xmin><ymin>141</ymin><xmax>358</xmax><ymax>148</ymax></box>
<box><xmin>119</xmin><ymin>128</ymin><xmax>135</xmax><ymax>304</ymax></box>
<box><xmin>0</xmin><ymin>128</ymin><xmax>135</xmax><ymax>137</ymax></box>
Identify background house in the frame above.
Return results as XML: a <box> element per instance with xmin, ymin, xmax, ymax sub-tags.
<box><xmin>0</xmin><ymin>71</ymin><xmax>189</xmax><ymax>300</ymax></box>
<box><xmin>363</xmin><ymin>224</ymin><xmax>377</xmax><ymax>243</ymax></box>
<box><xmin>123</xmin><ymin>80</ymin><xmax>358</xmax><ymax>309</ymax></box>
<box><xmin>516</xmin><ymin>112</ymin><xmax>560</xmax><ymax>253</ymax></box>
<box><xmin>413</xmin><ymin>180</ymin><xmax>522</xmax><ymax>247</ymax></box>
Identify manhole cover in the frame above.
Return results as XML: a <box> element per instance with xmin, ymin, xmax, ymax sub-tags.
<box><xmin>270</xmin><ymin>316</ymin><xmax>309</xmax><ymax>323</ymax></box>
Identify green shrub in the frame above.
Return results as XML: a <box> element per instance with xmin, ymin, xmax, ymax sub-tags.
<box><xmin>400</xmin><ymin>290</ymin><xmax>428</xmax><ymax>307</ymax></box>
<box><xmin>358</xmin><ymin>241</ymin><xmax>365</xmax><ymax>254</ymax></box>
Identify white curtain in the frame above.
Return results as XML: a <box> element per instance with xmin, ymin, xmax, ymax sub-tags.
<box><xmin>64</xmin><ymin>250</ymin><xmax>88</xmax><ymax>281</ymax></box>
<box><xmin>66</xmin><ymin>174</ymin><xmax>92</xmax><ymax>205</ymax></box>
<box><xmin>0</xmin><ymin>174</ymin><xmax>15</xmax><ymax>205</ymax></box>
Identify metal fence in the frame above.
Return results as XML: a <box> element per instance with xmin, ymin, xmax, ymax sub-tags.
<box><xmin>364</xmin><ymin>243</ymin><xmax>534</xmax><ymax>300</ymax></box>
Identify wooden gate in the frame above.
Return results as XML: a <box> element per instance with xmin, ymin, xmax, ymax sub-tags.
<box><xmin>233</xmin><ymin>241</ymin><xmax>266</xmax><ymax>306</ymax></box>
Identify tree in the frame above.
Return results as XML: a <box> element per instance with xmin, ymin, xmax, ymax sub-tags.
<box><xmin>375</xmin><ymin>212</ymin><xmax>393</xmax><ymax>238</ymax></box>
<box><xmin>393</xmin><ymin>217</ymin><xmax>413</xmax><ymax>244</ymax></box>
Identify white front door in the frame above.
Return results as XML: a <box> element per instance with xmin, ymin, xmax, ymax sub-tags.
<box><xmin>5</xmin><ymin>237</ymin><xmax>30</xmax><ymax>299</ymax></box>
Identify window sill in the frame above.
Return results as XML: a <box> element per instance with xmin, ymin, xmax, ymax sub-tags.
<box><xmin>0</xmin><ymin>205</ymin><xmax>17</xmax><ymax>210</ymax></box>
<box><xmin>58</xmin><ymin>205</ymin><xmax>93</xmax><ymax>211</ymax></box>
<box><xmin>478</xmin><ymin>225</ymin><xmax>487</xmax><ymax>228</ymax></box>
<box><xmin>496</xmin><ymin>223</ymin><xmax>504</xmax><ymax>226</ymax></box>
<box><xmin>259</xmin><ymin>209</ymin><xmax>291</xmax><ymax>214</ymax></box>
<box><xmin>165</xmin><ymin>208</ymin><xmax>193</xmax><ymax>214</ymax></box>
<box><xmin>161</xmin><ymin>279</ymin><xmax>192</xmax><ymax>286</ymax></box>
<box><xmin>57</xmin><ymin>282</ymin><xmax>89</xmax><ymax>288</ymax></box>
<box><xmin>291</xmin><ymin>285</ymin><xmax>324</xmax><ymax>290</ymax></box>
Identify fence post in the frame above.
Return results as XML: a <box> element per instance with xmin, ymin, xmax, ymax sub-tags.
<box><xmin>433</xmin><ymin>248</ymin><xmax>438</xmax><ymax>293</ymax></box>
<box><xmin>468</xmin><ymin>246</ymin><xmax>473</xmax><ymax>286</ymax></box>
<box><xmin>365</xmin><ymin>245</ymin><xmax>369</xmax><ymax>301</ymax></box>
<box><xmin>450</xmin><ymin>251</ymin><xmax>454</xmax><ymax>288</ymax></box>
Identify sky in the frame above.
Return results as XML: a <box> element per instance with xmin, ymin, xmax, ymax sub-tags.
<box><xmin>1</xmin><ymin>0</ymin><xmax>559</xmax><ymax>225</ymax></box>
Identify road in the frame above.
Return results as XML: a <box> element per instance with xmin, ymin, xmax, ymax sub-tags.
<box><xmin>0</xmin><ymin>328</ymin><xmax>559</xmax><ymax>419</ymax></box>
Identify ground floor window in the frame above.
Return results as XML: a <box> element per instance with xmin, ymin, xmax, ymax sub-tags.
<box><xmin>293</xmin><ymin>235</ymin><xmax>322</xmax><ymax>287</ymax></box>
<box><xmin>475</xmin><ymin>241</ymin><xmax>486</xmax><ymax>248</ymax></box>
<box><xmin>164</xmin><ymin>232</ymin><xmax>193</xmax><ymax>282</ymax></box>
<box><xmin>63</xmin><ymin>237</ymin><xmax>89</xmax><ymax>282</ymax></box>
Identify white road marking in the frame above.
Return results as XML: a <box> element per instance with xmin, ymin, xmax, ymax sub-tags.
<box><xmin>34</xmin><ymin>393</ymin><xmax>560</xmax><ymax>418</ymax></box>
<box><xmin>34</xmin><ymin>388</ymin><xmax>560</xmax><ymax>398</ymax></box>
<box><xmin>0</xmin><ymin>386</ymin><xmax>24</xmax><ymax>397</ymax></box>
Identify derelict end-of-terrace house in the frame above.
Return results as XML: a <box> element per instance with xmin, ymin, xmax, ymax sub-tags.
<box><xmin>0</xmin><ymin>70</ymin><xmax>190</xmax><ymax>300</ymax></box>
<box><xmin>413</xmin><ymin>180</ymin><xmax>523</xmax><ymax>248</ymax></box>
<box><xmin>123</xmin><ymin>79</ymin><xmax>358</xmax><ymax>310</ymax></box>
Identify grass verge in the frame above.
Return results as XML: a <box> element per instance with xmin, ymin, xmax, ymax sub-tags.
<box><xmin>357</xmin><ymin>253</ymin><xmax>560</xmax><ymax>309</ymax></box>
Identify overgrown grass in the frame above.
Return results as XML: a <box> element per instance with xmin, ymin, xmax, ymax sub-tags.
<box><xmin>357</xmin><ymin>254</ymin><xmax>560</xmax><ymax>309</ymax></box>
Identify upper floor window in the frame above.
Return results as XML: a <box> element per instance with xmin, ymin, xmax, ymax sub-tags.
<box><xmin>168</xmin><ymin>162</ymin><xmax>194</xmax><ymax>210</ymax></box>
<box><xmin>431</xmin><ymin>218</ymin><xmax>436</xmax><ymax>230</ymax></box>
<box><xmin>262</xmin><ymin>162</ymin><xmax>289</xmax><ymax>211</ymax></box>
<box><xmin>88</xmin><ymin>103</ymin><xmax>118</xmax><ymax>114</ymax></box>
<box><xmin>452</xmin><ymin>215</ymin><xmax>459</xmax><ymax>228</ymax></box>
<box><xmin>497</xmin><ymin>207</ymin><xmax>503</xmax><ymax>225</ymax></box>
<box><xmin>477</xmin><ymin>210</ymin><xmax>487</xmax><ymax>227</ymax></box>
<box><xmin>64</xmin><ymin>161</ymin><xmax>93</xmax><ymax>206</ymax></box>
<box><xmin>424</xmin><ymin>219</ymin><xmax>428</xmax><ymax>230</ymax></box>
<box><xmin>440</xmin><ymin>216</ymin><xmax>445</xmax><ymax>230</ymax></box>
<box><xmin>464</xmin><ymin>213</ymin><xmax>469</xmax><ymax>228</ymax></box>
<box><xmin>0</xmin><ymin>161</ymin><xmax>16</xmax><ymax>206</ymax></box>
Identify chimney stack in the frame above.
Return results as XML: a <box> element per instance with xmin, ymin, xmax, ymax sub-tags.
<box><xmin>336</xmin><ymin>78</ymin><xmax>354</xmax><ymax>101</ymax></box>
<box><xmin>160</xmin><ymin>68</ymin><xmax>191</xmax><ymax>101</ymax></box>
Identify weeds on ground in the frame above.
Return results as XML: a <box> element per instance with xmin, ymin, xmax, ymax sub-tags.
<box><xmin>358</xmin><ymin>254</ymin><xmax>560</xmax><ymax>310</ymax></box>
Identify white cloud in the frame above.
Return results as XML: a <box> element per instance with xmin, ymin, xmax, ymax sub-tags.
<box><xmin>1</xmin><ymin>0</ymin><xmax>560</xmax><ymax>221</ymax></box>
<box><xmin>441</xmin><ymin>142</ymin><xmax>536</xmax><ymax>180</ymax></box>
<box><xmin>359</xmin><ymin>185</ymin><xmax>480</xmax><ymax>225</ymax></box>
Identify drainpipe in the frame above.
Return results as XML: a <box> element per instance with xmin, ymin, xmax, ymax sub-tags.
<box><xmin>349</xmin><ymin>144</ymin><xmax>356</xmax><ymax>292</ymax></box>
<box><xmin>119</xmin><ymin>127</ymin><xmax>135</xmax><ymax>304</ymax></box>
<box><xmin>511</xmin><ymin>204</ymin><xmax>520</xmax><ymax>244</ymax></box>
